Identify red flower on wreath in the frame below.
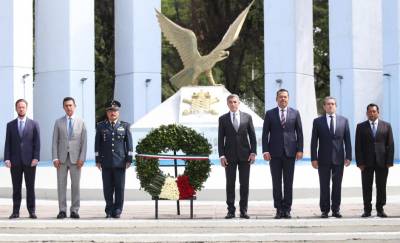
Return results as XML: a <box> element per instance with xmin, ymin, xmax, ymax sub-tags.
<box><xmin>177</xmin><ymin>175</ymin><xmax>195</xmax><ymax>199</ymax></box>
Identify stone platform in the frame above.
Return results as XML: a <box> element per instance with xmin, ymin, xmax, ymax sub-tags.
<box><xmin>0</xmin><ymin>197</ymin><xmax>400</xmax><ymax>242</ymax></box>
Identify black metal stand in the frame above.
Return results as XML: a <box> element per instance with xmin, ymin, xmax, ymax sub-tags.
<box><xmin>153</xmin><ymin>196</ymin><xmax>195</xmax><ymax>219</ymax></box>
<box><xmin>152</xmin><ymin>150</ymin><xmax>196</xmax><ymax>219</ymax></box>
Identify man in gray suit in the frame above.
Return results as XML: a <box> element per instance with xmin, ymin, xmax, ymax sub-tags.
<box><xmin>52</xmin><ymin>97</ymin><xmax>87</xmax><ymax>219</ymax></box>
<box><xmin>311</xmin><ymin>96</ymin><xmax>352</xmax><ymax>218</ymax></box>
<box><xmin>218</xmin><ymin>94</ymin><xmax>257</xmax><ymax>219</ymax></box>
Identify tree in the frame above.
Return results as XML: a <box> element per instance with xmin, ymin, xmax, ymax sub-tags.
<box><xmin>95</xmin><ymin>0</ymin><xmax>115</xmax><ymax>121</ymax></box>
<box><xmin>313</xmin><ymin>0</ymin><xmax>330</xmax><ymax>113</ymax></box>
<box><xmin>94</xmin><ymin>0</ymin><xmax>330</xmax><ymax>119</ymax></box>
<box><xmin>161</xmin><ymin>0</ymin><xmax>265</xmax><ymax>116</ymax></box>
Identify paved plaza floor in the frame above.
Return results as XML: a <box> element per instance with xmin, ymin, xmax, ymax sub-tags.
<box><xmin>0</xmin><ymin>195</ymin><xmax>400</xmax><ymax>242</ymax></box>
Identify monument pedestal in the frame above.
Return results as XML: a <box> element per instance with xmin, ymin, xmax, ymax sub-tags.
<box><xmin>131</xmin><ymin>86</ymin><xmax>264</xmax><ymax>161</ymax></box>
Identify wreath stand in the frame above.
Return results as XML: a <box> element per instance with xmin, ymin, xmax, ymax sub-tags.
<box><xmin>135</xmin><ymin>124</ymin><xmax>212</xmax><ymax>220</ymax></box>
<box><xmin>151</xmin><ymin>151</ymin><xmax>196</xmax><ymax>219</ymax></box>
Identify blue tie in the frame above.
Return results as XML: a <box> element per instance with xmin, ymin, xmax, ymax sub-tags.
<box><xmin>372</xmin><ymin>122</ymin><xmax>376</xmax><ymax>138</ymax></box>
<box><xmin>19</xmin><ymin>120</ymin><xmax>25</xmax><ymax>137</ymax></box>
<box><xmin>68</xmin><ymin>118</ymin><xmax>73</xmax><ymax>139</ymax></box>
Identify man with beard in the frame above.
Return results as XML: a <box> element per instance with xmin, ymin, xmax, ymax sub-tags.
<box><xmin>4</xmin><ymin>99</ymin><xmax>40</xmax><ymax>219</ymax></box>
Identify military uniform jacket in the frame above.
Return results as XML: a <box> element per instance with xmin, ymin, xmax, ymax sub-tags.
<box><xmin>95</xmin><ymin>120</ymin><xmax>133</xmax><ymax>168</ymax></box>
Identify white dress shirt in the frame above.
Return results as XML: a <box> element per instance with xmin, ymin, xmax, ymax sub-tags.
<box><xmin>326</xmin><ymin>113</ymin><xmax>336</xmax><ymax>134</ymax></box>
<box><xmin>278</xmin><ymin>106</ymin><xmax>288</xmax><ymax>121</ymax></box>
<box><xmin>369</xmin><ymin>119</ymin><xmax>379</xmax><ymax>132</ymax></box>
<box><xmin>230</xmin><ymin>111</ymin><xmax>240</xmax><ymax>125</ymax></box>
<box><xmin>17</xmin><ymin>116</ymin><xmax>27</xmax><ymax>132</ymax></box>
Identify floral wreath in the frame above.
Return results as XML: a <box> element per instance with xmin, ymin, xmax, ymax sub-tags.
<box><xmin>135</xmin><ymin>124</ymin><xmax>212</xmax><ymax>200</ymax></box>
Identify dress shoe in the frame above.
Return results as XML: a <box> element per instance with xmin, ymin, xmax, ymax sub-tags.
<box><xmin>112</xmin><ymin>213</ymin><xmax>121</xmax><ymax>219</ymax></box>
<box><xmin>105</xmin><ymin>214</ymin><xmax>112</xmax><ymax>219</ymax></box>
<box><xmin>240</xmin><ymin>213</ymin><xmax>250</xmax><ymax>219</ymax></box>
<box><xmin>225</xmin><ymin>212</ymin><xmax>235</xmax><ymax>219</ymax></box>
<box><xmin>377</xmin><ymin>210</ymin><xmax>387</xmax><ymax>218</ymax></box>
<box><xmin>9</xmin><ymin>213</ymin><xmax>19</xmax><ymax>219</ymax></box>
<box><xmin>57</xmin><ymin>211</ymin><xmax>66</xmax><ymax>219</ymax></box>
<box><xmin>283</xmin><ymin>211</ymin><xmax>292</xmax><ymax>219</ymax></box>
<box><xmin>361</xmin><ymin>211</ymin><xmax>371</xmax><ymax>218</ymax></box>
<box><xmin>332</xmin><ymin>211</ymin><xmax>342</xmax><ymax>218</ymax></box>
<box><xmin>321</xmin><ymin>212</ymin><xmax>329</xmax><ymax>218</ymax></box>
<box><xmin>29</xmin><ymin>212</ymin><xmax>37</xmax><ymax>219</ymax></box>
<box><xmin>274</xmin><ymin>210</ymin><xmax>282</xmax><ymax>219</ymax></box>
<box><xmin>70</xmin><ymin>212</ymin><xmax>80</xmax><ymax>219</ymax></box>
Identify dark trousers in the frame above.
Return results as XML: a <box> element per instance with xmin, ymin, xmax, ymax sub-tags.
<box><xmin>269</xmin><ymin>155</ymin><xmax>295</xmax><ymax>212</ymax></box>
<box><xmin>225</xmin><ymin>160</ymin><xmax>250</xmax><ymax>214</ymax></box>
<box><xmin>361</xmin><ymin>166</ymin><xmax>388</xmax><ymax>212</ymax></box>
<box><xmin>10</xmin><ymin>165</ymin><xmax>36</xmax><ymax>214</ymax></box>
<box><xmin>318</xmin><ymin>163</ymin><xmax>344</xmax><ymax>213</ymax></box>
<box><xmin>101</xmin><ymin>168</ymin><xmax>126</xmax><ymax>215</ymax></box>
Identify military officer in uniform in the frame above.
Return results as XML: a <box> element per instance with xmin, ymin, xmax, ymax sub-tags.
<box><xmin>95</xmin><ymin>100</ymin><xmax>133</xmax><ymax>218</ymax></box>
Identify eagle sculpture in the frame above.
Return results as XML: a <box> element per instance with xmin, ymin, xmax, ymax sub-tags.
<box><xmin>156</xmin><ymin>1</ymin><xmax>254</xmax><ymax>88</ymax></box>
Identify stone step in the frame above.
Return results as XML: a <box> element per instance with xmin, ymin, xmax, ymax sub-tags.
<box><xmin>0</xmin><ymin>232</ymin><xmax>399</xmax><ymax>242</ymax></box>
<box><xmin>0</xmin><ymin>218</ymin><xmax>399</xmax><ymax>242</ymax></box>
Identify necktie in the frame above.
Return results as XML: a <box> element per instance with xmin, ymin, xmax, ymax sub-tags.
<box><xmin>19</xmin><ymin>120</ymin><xmax>25</xmax><ymax>137</ymax></box>
<box><xmin>68</xmin><ymin>118</ymin><xmax>73</xmax><ymax>139</ymax></box>
<box><xmin>233</xmin><ymin>113</ymin><xmax>239</xmax><ymax>132</ymax></box>
<box><xmin>329</xmin><ymin>115</ymin><xmax>334</xmax><ymax>136</ymax></box>
<box><xmin>111</xmin><ymin>121</ymin><xmax>115</xmax><ymax>129</ymax></box>
<box><xmin>372</xmin><ymin>122</ymin><xmax>376</xmax><ymax>138</ymax></box>
<box><xmin>280</xmin><ymin>109</ymin><xmax>286</xmax><ymax>128</ymax></box>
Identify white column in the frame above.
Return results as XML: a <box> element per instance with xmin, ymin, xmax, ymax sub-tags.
<box><xmin>329</xmin><ymin>0</ymin><xmax>383</xmax><ymax>145</ymax></box>
<box><xmin>383</xmin><ymin>0</ymin><xmax>400</xmax><ymax>159</ymax></box>
<box><xmin>0</xmin><ymin>0</ymin><xmax>33</xmax><ymax>160</ymax></box>
<box><xmin>264</xmin><ymin>0</ymin><xmax>317</xmax><ymax>157</ymax></box>
<box><xmin>34</xmin><ymin>0</ymin><xmax>95</xmax><ymax>160</ymax></box>
<box><xmin>115</xmin><ymin>0</ymin><xmax>161</xmax><ymax>124</ymax></box>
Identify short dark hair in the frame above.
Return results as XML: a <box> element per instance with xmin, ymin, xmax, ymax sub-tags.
<box><xmin>15</xmin><ymin>99</ymin><xmax>28</xmax><ymax>107</ymax></box>
<box><xmin>276</xmin><ymin>89</ymin><xmax>289</xmax><ymax>97</ymax></box>
<box><xmin>63</xmin><ymin>97</ymin><xmax>76</xmax><ymax>106</ymax></box>
<box><xmin>367</xmin><ymin>103</ymin><xmax>379</xmax><ymax>112</ymax></box>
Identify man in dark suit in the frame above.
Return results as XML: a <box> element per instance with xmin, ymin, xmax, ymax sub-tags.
<box><xmin>262</xmin><ymin>89</ymin><xmax>303</xmax><ymax>219</ymax></box>
<box><xmin>3</xmin><ymin>99</ymin><xmax>40</xmax><ymax>219</ymax></box>
<box><xmin>218</xmin><ymin>94</ymin><xmax>257</xmax><ymax>219</ymax></box>
<box><xmin>355</xmin><ymin>104</ymin><xmax>394</xmax><ymax>218</ymax></box>
<box><xmin>311</xmin><ymin>96</ymin><xmax>351</xmax><ymax>218</ymax></box>
<box><xmin>95</xmin><ymin>100</ymin><xmax>133</xmax><ymax>218</ymax></box>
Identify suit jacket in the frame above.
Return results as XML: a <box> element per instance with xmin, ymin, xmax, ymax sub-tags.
<box><xmin>4</xmin><ymin>118</ymin><xmax>40</xmax><ymax>166</ymax></box>
<box><xmin>355</xmin><ymin>120</ymin><xmax>394</xmax><ymax>168</ymax></box>
<box><xmin>95</xmin><ymin>120</ymin><xmax>133</xmax><ymax>168</ymax></box>
<box><xmin>311</xmin><ymin>114</ymin><xmax>352</xmax><ymax>165</ymax></box>
<box><xmin>218</xmin><ymin>111</ymin><xmax>257</xmax><ymax>162</ymax></box>
<box><xmin>262</xmin><ymin>107</ymin><xmax>303</xmax><ymax>158</ymax></box>
<box><xmin>52</xmin><ymin>116</ymin><xmax>87</xmax><ymax>163</ymax></box>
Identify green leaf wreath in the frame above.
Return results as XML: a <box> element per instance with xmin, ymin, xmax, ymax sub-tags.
<box><xmin>135</xmin><ymin>124</ymin><xmax>212</xmax><ymax>197</ymax></box>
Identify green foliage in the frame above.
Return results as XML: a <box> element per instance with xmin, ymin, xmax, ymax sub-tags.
<box><xmin>94</xmin><ymin>0</ymin><xmax>330</xmax><ymax>117</ymax></box>
<box><xmin>135</xmin><ymin>124</ymin><xmax>212</xmax><ymax>195</ymax></box>
<box><xmin>161</xmin><ymin>0</ymin><xmax>265</xmax><ymax>116</ymax></box>
<box><xmin>95</xmin><ymin>0</ymin><xmax>115</xmax><ymax>122</ymax></box>
<box><xmin>313</xmin><ymin>0</ymin><xmax>330</xmax><ymax>114</ymax></box>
